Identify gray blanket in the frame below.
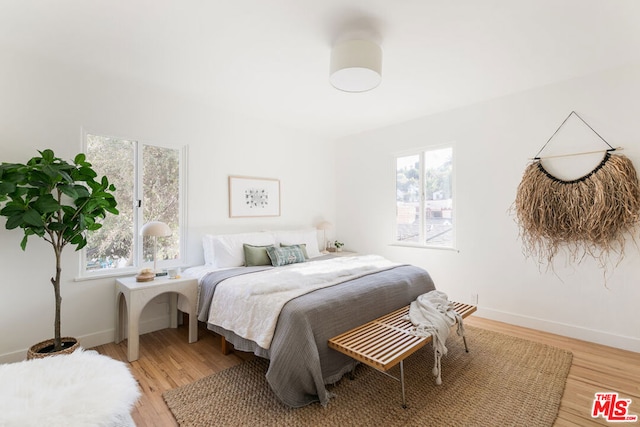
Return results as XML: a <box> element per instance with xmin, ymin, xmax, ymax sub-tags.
<box><xmin>200</xmin><ymin>262</ymin><xmax>435</xmax><ymax>407</ymax></box>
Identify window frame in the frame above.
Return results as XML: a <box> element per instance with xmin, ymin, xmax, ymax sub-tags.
<box><xmin>78</xmin><ymin>130</ymin><xmax>188</xmax><ymax>279</ymax></box>
<box><xmin>392</xmin><ymin>142</ymin><xmax>457</xmax><ymax>251</ymax></box>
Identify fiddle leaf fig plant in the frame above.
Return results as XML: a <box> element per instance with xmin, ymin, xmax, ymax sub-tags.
<box><xmin>0</xmin><ymin>149</ymin><xmax>118</xmax><ymax>352</ymax></box>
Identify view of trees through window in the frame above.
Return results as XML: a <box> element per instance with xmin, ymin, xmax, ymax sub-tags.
<box><xmin>396</xmin><ymin>146</ymin><xmax>454</xmax><ymax>248</ymax></box>
<box><xmin>84</xmin><ymin>135</ymin><xmax>181</xmax><ymax>272</ymax></box>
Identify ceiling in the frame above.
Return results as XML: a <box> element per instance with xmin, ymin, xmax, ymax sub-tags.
<box><xmin>2</xmin><ymin>1</ymin><xmax>640</xmax><ymax>139</ymax></box>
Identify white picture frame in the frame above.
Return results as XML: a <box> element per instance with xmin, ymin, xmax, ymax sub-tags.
<box><xmin>228</xmin><ymin>175</ymin><xmax>281</xmax><ymax>218</ymax></box>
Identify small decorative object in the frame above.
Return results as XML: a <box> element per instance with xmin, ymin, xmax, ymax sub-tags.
<box><xmin>229</xmin><ymin>175</ymin><xmax>280</xmax><ymax>217</ymax></box>
<box><xmin>334</xmin><ymin>240</ymin><xmax>344</xmax><ymax>252</ymax></box>
<box><xmin>141</xmin><ymin>221</ymin><xmax>172</xmax><ymax>276</ymax></box>
<box><xmin>136</xmin><ymin>268</ymin><xmax>155</xmax><ymax>282</ymax></box>
<box><xmin>317</xmin><ymin>221</ymin><xmax>332</xmax><ymax>252</ymax></box>
<box><xmin>0</xmin><ymin>149</ymin><xmax>118</xmax><ymax>356</ymax></box>
<box><xmin>514</xmin><ymin>112</ymin><xmax>640</xmax><ymax>269</ymax></box>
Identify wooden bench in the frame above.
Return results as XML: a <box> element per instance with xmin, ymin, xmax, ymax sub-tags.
<box><xmin>328</xmin><ymin>301</ymin><xmax>476</xmax><ymax>408</ymax></box>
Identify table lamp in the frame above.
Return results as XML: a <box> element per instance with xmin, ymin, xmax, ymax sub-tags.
<box><xmin>141</xmin><ymin>221</ymin><xmax>172</xmax><ymax>275</ymax></box>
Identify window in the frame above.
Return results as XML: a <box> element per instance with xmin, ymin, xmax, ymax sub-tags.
<box><xmin>81</xmin><ymin>133</ymin><xmax>185</xmax><ymax>276</ymax></box>
<box><xmin>395</xmin><ymin>145</ymin><xmax>455</xmax><ymax>249</ymax></box>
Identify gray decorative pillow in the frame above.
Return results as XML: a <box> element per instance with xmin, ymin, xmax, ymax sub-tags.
<box><xmin>266</xmin><ymin>245</ymin><xmax>306</xmax><ymax>266</ymax></box>
<box><xmin>280</xmin><ymin>243</ymin><xmax>309</xmax><ymax>259</ymax></box>
<box><xmin>243</xmin><ymin>244</ymin><xmax>275</xmax><ymax>266</ymax></box>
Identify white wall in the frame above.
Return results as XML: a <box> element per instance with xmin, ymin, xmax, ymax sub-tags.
<box><xmin>335</xmin><ymin>61</ymin><xmax>640</xmax><ymax>352</ymax></box>
<box><xmin>0</xmin><ymin>50</ymin><xmax>336</xmax><ymax>362</ymax></box>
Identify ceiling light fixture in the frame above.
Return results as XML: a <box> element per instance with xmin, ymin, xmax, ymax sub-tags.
<box><xmin>330</xmin><ymin>39</ymin><xmax>382</xmax><ymax>93</ymax></box>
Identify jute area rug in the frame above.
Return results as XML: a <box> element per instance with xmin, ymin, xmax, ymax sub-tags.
<box><xmin>163</xmin><ymin>326</ymin><xmax>572</xmax><ymax>426</ymax></box>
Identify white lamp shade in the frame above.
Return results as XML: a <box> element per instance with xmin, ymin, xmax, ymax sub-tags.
<box><xmin>317</xmin><ymin>221</ymin><xmax>332</xmax><ymax>230</ymax></box>
<box><xmin>330</xmin><ymin>40</ymin><xmax>382</xmax><ymax>93</ymax></box>
<box><xmin>141</xmin><ymin>221</ymin><xmax>172</xmax><ymax>237</ymax></box>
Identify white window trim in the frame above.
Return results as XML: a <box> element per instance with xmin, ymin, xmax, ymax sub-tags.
<box><xmin>77</xmin><ymin>129</ymin><xmax>188</xmax><ymax>279</ymax></box>
<box><xmin>392</xmin><ymin>142</ymin><xmax>457</xmax><ymax>250</ymax></box>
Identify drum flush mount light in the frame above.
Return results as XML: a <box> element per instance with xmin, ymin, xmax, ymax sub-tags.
<box><xmin>329</xmin><ymin>39</ymin><xmax>382</xmax><ymax>93</ymax></box>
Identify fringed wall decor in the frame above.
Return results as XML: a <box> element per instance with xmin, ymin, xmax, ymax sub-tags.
<box><xmin>514</xmin><ymin>112</ymin><xmax>640</xmax><ymax>267</ymax></box>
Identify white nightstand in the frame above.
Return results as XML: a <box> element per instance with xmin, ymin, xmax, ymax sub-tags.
<box><xmin>330</xmin><ymin>250</ymin><xmax>358</xmax><ymax>257</ymax></box>
<box><xmin>115</xmin><ymin>275</ymin><xmax>198</xmax><ymax>362</ymax></box>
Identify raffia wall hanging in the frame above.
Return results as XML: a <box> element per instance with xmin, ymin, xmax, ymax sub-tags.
<box><xmin>514</xmin><ymin>112</ymin><xmax>640</xmax><ymax>268</ymax></box>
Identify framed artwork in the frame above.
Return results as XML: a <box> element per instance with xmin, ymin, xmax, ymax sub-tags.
<box><xmin>228</xmin><ymin>175</ymin><xmax>281</xmax><ymax>217</ymax></box>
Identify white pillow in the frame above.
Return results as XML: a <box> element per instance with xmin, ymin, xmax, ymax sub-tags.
<box><xmin>203</xmin><ymin>232</ymin><xmax>276</xmax><ymax>267</ymax></box>
<box><xmin>202</xmin><ymin>234</ymin><xmax>217</xmax><ymax>266</ymax></box>
<box><xmin>273</xmin><ymin>229</ymin><xmax>322</xmax><ymax>258</ymax></box>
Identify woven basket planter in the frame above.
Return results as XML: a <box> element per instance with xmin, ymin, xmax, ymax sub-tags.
<box><xmin>27</xmin><ymin>337</ymin><xmax>80</xmax><ymax>360</ymax></box>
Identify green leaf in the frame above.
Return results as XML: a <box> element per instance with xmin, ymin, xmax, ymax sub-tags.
<box><xmin>23</xmin><ymin>209</ymin><xmax>44</xmax><ymax>227</ymax></box>
<box><xmin>40</xmin><ymin>149</ymin><xmax>55</xmax><ymax>163</ymax></box>
<box><xmin>105</xmin><ymin>206</ymin><xmax>119</xmax><ymax>215</ymax></box>
<box><xmin>33</xmin><ymin>195</ymin><xmax>60</xmax><ymax>213</ymax></box>
<box><xmin>78</xmin><ymin>166</ymin><xmax>97</xmax><ymax>179</ymax></box>
<box><xmin>75</xmin><ymin>238</ymin><xmax>87</xmax><ymax>250</ymax></box>
<box><xmin>42</xmin><ymin>164</ymin><xmax>61</xmax><ymax>179</ymax></box>
<box><xmin>74</xmin><ymin>184</ymin><xmax>90</xmax><ymax>198</ymax></box>
<box><xmin>13</xmin><ymin>187</ymin><xmax>29</xmax><ymax>198</ymax></box>
<box><xmin>70</xmin><ymin>233</ymin><xmax>84</xmax><ymax>245</ymax></box>
<box><xmin>1</xmin><ymin>202</ymin><xmax>26</xmax><ymax>216</ymax></box>
<box><xmin>86</xmin><ymin>180</ymin><xmax>100</xmax><ymax>191</ymax></box>
<box><xmin>20</xmin><ymin>235</ymin><xmax>28</xmax><ymax>251</ymax></box>
<box><xmin>48</xmin><ymin>221</ymin><xmax>66</xmax><ymax>231</ymax></box>
<box><xmin>74</xmin><ymin>153</ymin><xmax>86</xmax><ymax>165</ymax></box>
<box><xmin>61</xmin><ymin>205</ymin><xmax>75</xmax><ymax>217</ymax></box>
<box><xmin>83</xmin><ymin>200</ymin><xmax>98</xmax><ymax>213</ymax></box>
<box><xmin>28</xmin><ymin>170</ymin><xmax>50</xmax><ymax>187</ymax></box>
<box><xmin>29</xmin><ymin>225</ymin><xmax>46</xmax><ymax>237</ymax></box>
<box><xmin>5</xmin><ymin>213</ymin><xmax>24</xmax><ymax>229</ymax></box>
<box><xmin>58</xmin><ymin>169</ymin><xmax>74</xmax><ymax>183</ymax></box>
<box><xmin>0</xmin><ymin>181</ymin><xmax>16</xmax><ymax>195</ymax></box>
<box><xmin>59</xmin><ymin>185</ymin><xmax>79</xmax><ymax>199</ymax></box>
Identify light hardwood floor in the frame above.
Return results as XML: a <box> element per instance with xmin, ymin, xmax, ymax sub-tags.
<box><xmin>92</xmin><ymin>317</ymin><xmax>640</xmax><ymax>426</ymax></box>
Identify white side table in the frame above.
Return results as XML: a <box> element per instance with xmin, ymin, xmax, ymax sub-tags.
<box><xmin>330</xmin><ymin>250</ymin><xmax>358</xmax><ymax>257</ymax></box>
<box><xmin>115</xmin><ymin>275</ymin><xmax>198</xmax><ymax>362</ymax></box>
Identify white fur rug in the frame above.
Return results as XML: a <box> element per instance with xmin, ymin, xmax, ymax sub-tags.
<box><xmin>0</xmin><ymin>349</ymin><xmax>140</xmax><ymax>427</ymax></box>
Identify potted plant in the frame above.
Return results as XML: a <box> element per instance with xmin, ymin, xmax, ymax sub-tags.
<box><xmin>0</xmin><ymin>149</ymin><xmax>118</xmax><ymax>358</ymax></box>
<box><xmin>334</xmin><ymin>240</ymin><xmax>344</xmax><ymax>252</ymax></box>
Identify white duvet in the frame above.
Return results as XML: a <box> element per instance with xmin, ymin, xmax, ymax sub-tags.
<box><xmin>208</xmin><ymin>255</ymin><xmax>400</xmax><ymax>349</ymax></box>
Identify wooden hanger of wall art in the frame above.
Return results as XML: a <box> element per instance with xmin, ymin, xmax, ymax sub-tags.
<box><xmin>531</xmin><ymin>111</ymin><xmax>622</xmax><ymax>161</ymax></box>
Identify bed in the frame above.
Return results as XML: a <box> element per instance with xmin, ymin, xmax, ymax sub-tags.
<box><xmin>182</xmin><ymin>230</ymin><xmax>435</xmax><ymax>407</ymax></box>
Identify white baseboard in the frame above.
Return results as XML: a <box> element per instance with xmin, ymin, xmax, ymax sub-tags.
<box><xmin>0</xmin><ymin>349</ymin><xmax>27</xmax><ymax>364</ymax></box>
<box><xmin>0</xmin><ymin>315</ymin><xmax>172</xmax><ymax>364</ymax></box>
<box><xmin>477</xmin><ymin>307</ymin><xmax>640</xmax><ymax>353</ymax></box>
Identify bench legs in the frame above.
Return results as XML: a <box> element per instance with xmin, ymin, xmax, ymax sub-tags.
<box><xmin>398</xmin><ymin>335</ymin><xmax>470</xmax><ymax>409</ymax></box>
<box><xmin>352</xmin><ymin>339</ymin><xmax>471</xmax><ymax>409</ymax></box>
<box><xmin>400</xmin><ymin>360</ymin><xmax>407</xmax><ymax>409</ymax></box>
